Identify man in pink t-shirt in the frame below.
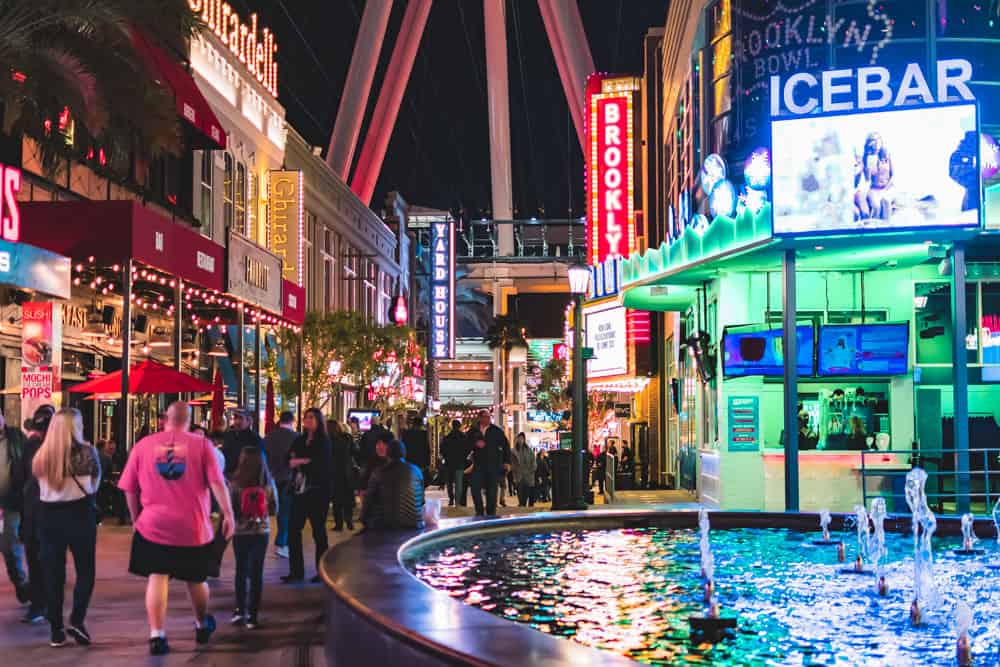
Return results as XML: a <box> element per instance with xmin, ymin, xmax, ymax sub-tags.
<box><xmin>119</xmin><ymin>401</ymin><xmax>234</xmax><ymax>656</ymax></box>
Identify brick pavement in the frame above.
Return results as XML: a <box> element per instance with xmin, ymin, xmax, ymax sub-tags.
<box><xmin>0</xmin><ymin>521</ymin><xmax>346</xmax><ymax>665</ymax></box>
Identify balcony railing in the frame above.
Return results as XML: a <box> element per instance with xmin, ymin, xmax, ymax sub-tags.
<box><xmin>458</xmin><ymin>219</ymin><xmax>587</xmax><ymax>261</ymax></box>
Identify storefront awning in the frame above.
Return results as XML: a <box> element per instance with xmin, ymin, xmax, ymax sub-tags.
<box><xmin>620</xmin><ymin>284</ymin><xmax>698</xmax><ymax>312</ymax></box>
<box><xmin>20</xmin><ymin>200</ymin><xmax>224</xmax><ymax>291</ymax></box>
<box><xmin>0</xmin><ymin>238</ymin><xmax>71</xmax><ymax>300</ymax></box>
<box><xmin>130</xmin><ymin>28</ymin><xmax>227</xmax><ymax>150</ymax></box>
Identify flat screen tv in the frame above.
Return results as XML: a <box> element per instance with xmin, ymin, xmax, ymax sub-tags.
<box><xmin>722</xmin><ymin>326</ymin><xmax>814</xmax><ymax>377</ymax></box>
<box><xmin>817</xmin><ymin>323</ymin><xmax>909</xmax><ymax>376</ymax></box>
<box><xmin>347</xmin><ymin>409</ymin><xmax>381</xmax><ymax>432</ymax></box>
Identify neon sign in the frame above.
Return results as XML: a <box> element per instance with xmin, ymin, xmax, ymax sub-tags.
<box><xmin>430</xmin><ymin>220</ymin><xmax>455</xmax><ymax>359</ymax></box>
<box><xmin>188</xmin><ymin>0</ymin><xmax>278</xmax><ymax>97</ymax></box>
<box><xmin>770</xmin><ymin>59</ymin><xmax>974</xmax><ymax>116</ymax></box>
<box><xmin>587</xmin><ymin>75</ymin><xmax>637</xmax><ymax>266</ymax></box>
<box><xmin>1</xmin><ymin>163</ymin><xmax>21</xmax><ymax>242</ymax></box>
<box><xmin>268</xmin><ymin>170</ymin><xmax>304</xmax><ymax>286</ymax></box>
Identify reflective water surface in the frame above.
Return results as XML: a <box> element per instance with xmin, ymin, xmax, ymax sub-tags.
<box><xmin>404</xmin><ymin>527</ymin><xmax>1000</xmax><ymax>666</ymax></box>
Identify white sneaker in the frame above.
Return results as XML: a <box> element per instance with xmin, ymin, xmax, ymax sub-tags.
<box><xmin>275</xmin><ymin>546</ymin><xmax>289</xmax><ymax>559</ymax></box>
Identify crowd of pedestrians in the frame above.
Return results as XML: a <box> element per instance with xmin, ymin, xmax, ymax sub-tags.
<box><xmin>0</xmin><ymin>398</ymin><xmax>436</xmax><ymax>656</ymax></box>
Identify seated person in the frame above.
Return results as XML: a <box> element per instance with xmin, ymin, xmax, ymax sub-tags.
<box><xmin>361</xmin><ymin>440</ymin><xmax>425</xmax><ymax>530</ymax></box>
<box><xmin>845</xmin><ymin>416</ymin><xmax>870</xmax><ymax>451</ymax></box>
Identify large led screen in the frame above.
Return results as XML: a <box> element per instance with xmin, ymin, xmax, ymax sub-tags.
<box><xmin>722</xmin><ymin>326</ymin><xmax>814</xmax><ymax>377</ymax></box>
<box><xmin>818</xmin><ymin>323</ymin><xmax>909</xmax><ymax>377</ymax></box>
<box><xmin>772</xmin><ymin>104</ymin><xmax>980</xmax><ymax>235</ymax></box>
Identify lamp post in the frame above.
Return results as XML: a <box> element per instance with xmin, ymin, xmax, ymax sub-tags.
<box><xmin>567</xmin><ymin>263</ymin><xmax>591</xmax><ymax>510</ymax></box>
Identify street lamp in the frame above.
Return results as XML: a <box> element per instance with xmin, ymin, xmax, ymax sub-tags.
<box><xmin>567</xmin><ymin>263</ymin><xmax>591</xmax><ymax>510</ymax></box>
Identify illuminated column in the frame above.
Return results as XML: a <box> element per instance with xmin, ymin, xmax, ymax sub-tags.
<box><xmin>484</xmin><ymin>0</ymin><xmax>514</xmax><ymax>256</ymax></box>
<box><xmin>548</xmin><ymin>0</ymin><xmax>595</xmax><ymax>111</ymax></box>
<box><xmin>326</xmin><ymin>0</ymin><xmax>392</xmax><ymax>181</ymax></box>
<box><xmin>351</xmin><ymin>0</ymin><xmax>433</xmax><ymax>206</ymax></box>
<box><xmin>538</xmin><ymin>0</ymin><xmax>586</xmax><ymax>151</ymax></box>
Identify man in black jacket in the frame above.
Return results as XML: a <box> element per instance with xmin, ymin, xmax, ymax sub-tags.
<box><xmin>222</xmin><ymin>409</ymin><xmax>264</xmax><ymax>474</ymax></box>
<box><xmin>440</xmin><ymin>420</ymin><xmax>469</xmax><ymax>506</ymax></box>
<box><xmin>19</xmin><ymin>404</ymin><xmax>54</xmax><ymax>623</ymax></box>
<box><xmin>360</xmin><ymin>440</ymin><xmax>424</xmax><ymax>530</ymax></box>
<box><xmin>0</xmin><ymin>410</ymin><xmax>28</xmax><ymax>604</ymax></box>
<box><xmin>467</xmin><ymin>411</ymin><xmax>510</xmax><ymax>517</ymax></box>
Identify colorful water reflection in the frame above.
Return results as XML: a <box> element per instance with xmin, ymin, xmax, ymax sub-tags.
<box><xmin>404</xmin><ymin>527</ymin><xmax>1000</xmax><ymax>666</ymax></box>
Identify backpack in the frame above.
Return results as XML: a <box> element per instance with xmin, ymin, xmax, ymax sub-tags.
<box><xmin>239</xmin><ymin>486</ymin><xmax>268</xmax><ymax>524</ymax></box>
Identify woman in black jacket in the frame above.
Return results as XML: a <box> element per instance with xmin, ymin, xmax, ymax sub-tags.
<box><xmin>327</xmin><ymin>420</ymin><xmax>356</xmax><ymax>532</ymax></box>
<box><xmin>282</xmin><ymin>408</ymin><xmax>332</xmax><ymax>584</ymax></box>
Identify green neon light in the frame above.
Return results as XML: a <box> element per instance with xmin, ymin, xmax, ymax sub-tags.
<box><xmin>621</xmin><ymin>204</ymin><xmax>773</xmax><ymax>286</ymax></box>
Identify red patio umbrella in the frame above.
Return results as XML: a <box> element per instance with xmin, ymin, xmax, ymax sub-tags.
<box><xmin>264</xmin><ymin>378</ymin><xmax>276</xmax><ymax>435</ymax></box>
<box><xmin>210</xmin><ymin>369</ymin><xmax>225</xmax><ymax>432</ymax></box>
<box><xmin>69</xmin><ymin>359</ymin><xmax>216</xmax><ymax>395</ymax></box>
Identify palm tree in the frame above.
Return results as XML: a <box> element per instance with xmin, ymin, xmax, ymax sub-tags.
<box><xmin>485</xmin><ymin>315</ymin><xmax>528</xmax><ymax>415</ymax></box>
<box><xmin>0</xmin><ymin>0</ymin><xmax>200</xmax><ymax>174</ymax></box>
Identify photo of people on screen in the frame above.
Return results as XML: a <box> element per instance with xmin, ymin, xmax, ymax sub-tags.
<box><xmin>773</xmin><ymin>104</ymin><xmax>980</xmax><ymax>234</ymax></box>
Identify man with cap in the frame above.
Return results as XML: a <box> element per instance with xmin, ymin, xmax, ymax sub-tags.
<box><xmin>222</xmin><ymin>409</ymin><xmax>264</xmax><ymax>475</ymax></box>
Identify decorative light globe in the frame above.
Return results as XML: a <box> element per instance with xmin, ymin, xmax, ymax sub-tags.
<box><xmin>709</xmin><ymin>180</ymin><xmax>738</xmax><ymax>219</ymax></box>
<box><xmin>700</xmin><ymin>154</ymin><xmax>727</xmax><ymax>196</ymax></box>
<box><xmin>744</xmin><ymin>147</ymin><xmax>771</xmax><ymax>190</ymax></box>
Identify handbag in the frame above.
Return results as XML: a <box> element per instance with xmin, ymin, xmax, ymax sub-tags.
<box><xmin>207</xmin><ymin>513</ymin><xmax>229</xmax><ymax>578</ymax></box>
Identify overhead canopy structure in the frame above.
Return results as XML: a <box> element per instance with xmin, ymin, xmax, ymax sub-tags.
<box><xmin>69</xmin><ymin>359</ymin><xmax>217</xmax><ymax>395</ymax></box>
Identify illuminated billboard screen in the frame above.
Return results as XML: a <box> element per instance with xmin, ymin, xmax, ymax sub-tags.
<box><xmin>585</xmin><ymin>303</ymin><xmax>628</xmax><ymax>379</ymax></box>
<box><xmin>772</xmin><ymin>103</ymin><xmax>980</xmax><ymax>235</ymax></box>
<box><xmin>723</xmin><ymin>326</ymin><xmax>814</xmax><ymax>377</ymax></box>
<box><xmin>818</xmin><ymin>323</ymin><xmax>909</xmax><ymax>377</ymax></box>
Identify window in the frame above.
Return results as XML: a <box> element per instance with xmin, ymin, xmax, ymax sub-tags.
<box><xmin>223</xmin><ymin>153</ymin><xmax>234</xmax><ymax>229</ymax></box>
<box><xmin>915</xmin><ymin>282</ymin><xmax>977</xmax><ymax>365</ymax></box>
<box><xmin>199</xmin><ymin>151</ymin><xmax>213</xmax><ymax>240</ymax></box>
<box><xmin>247</xmin><ymin>173</ymin><xmax>258</xmax><ymax>243</ymax></box>
<box><xmin>235</xmin><ymin>162</ymin><xmax>246</xmax><ymax>235</ymax></box>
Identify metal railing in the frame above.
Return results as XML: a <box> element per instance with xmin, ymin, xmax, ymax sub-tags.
<box><xmin>860</xmin><ymin>447</ymin><xmax>1000</xmax><ymax>515</ymax></box>
<box><xmin>458</xmin><ymin>219</ymin><xmax>587</xmax><ymax>260</ymax></box>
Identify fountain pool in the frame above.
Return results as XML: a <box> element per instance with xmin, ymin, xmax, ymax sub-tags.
<box><xmin>404</xmin><ymin>525</ymin><xmax>1000</xmax><ymax>666</ymax></box>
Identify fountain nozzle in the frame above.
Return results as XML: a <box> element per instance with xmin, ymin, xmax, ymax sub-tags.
<box><xmin>822</xmin><ymin>527</ymin><xmax>830</xmax><ymax>542</ymax></box>
<box><xmin>877</xmin><ymin>575</ymin><xmax>888</xmax><ymax>596</ymax></box>
<box><xmin>963</xmin><ymin>535</ymin><xmax>974</xmax><ymax>551</ymax></box>
<box><xmin>957</xmin><ymin>633</ymin><xmax>972</xmax><ymax>667</ymax></box>
<box><xmin>910</xmin><ymin>599</ymin><xmax>922</xmax><ymax>626</ymax></box>
<box><xmin>707</xmin><ymin>599</ymin><xmax>720</xmax><ymax>619</ymax></box>
<box><xmin>837</xmin><ymin>542</ymin><xmax>846</xmax><ymax>562</ymax></box>
<box><xmin>854</xmin><ymin>555</ymin><xmax>864</xmax><ymax>572</ymax></box>
<box><xmin>703</xmin><ymin>580</ymin><xmax>714</xmax><ymax>603</ymax></box>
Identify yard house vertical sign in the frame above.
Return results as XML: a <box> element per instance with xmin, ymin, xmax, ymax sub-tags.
<box><xmin>430</xmin><ymin>220</ymin><xmax>455</xmax><ymax>359</ymax></box>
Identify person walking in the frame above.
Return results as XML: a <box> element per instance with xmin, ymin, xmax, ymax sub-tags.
<box><xmin>32</xmin><ymin>408</ymin><xmax>100</xmax><ymax>648</ymax></box>
<box><xmin>262</xmin><ymin>411</ymin><xmax>297</xmax><ymax>558</ymax></box>
<box><xmin>440</xmin><ymin>420</ymin><xmax>468</xmax><ymax>507</ymax></box>
<box><xmin>228</xmin><ymin>447</ymin><xmax>277</xmax><ymax>629</ymax></box>
<box><xmin>360</xmin><ymin>440</ymin><xmax>425</xmax><ymax>530</ymax></box>
<box><xmin>118</xmin><ymin>401</ymin><xmax>235</xmax><ymax>656</ymax></box>
<box><xmin>511</xmin><ymin>433</ymin><xmax>537</xmax><ymax>507</ymax></box>
<box><xmin>328</xmin><ymin>420</ymin><xmax>356</xmax><ymax>532</ymax></box>
<box><xmin>222</xmin><ymin>409</ymin><xmax>264</xmax><ymax>475</ymax></box>
<box><xmin>535</xmin><ymin>450</ymin><xmax>551</xmax><ymax>503</ymax></box>
<box><xmin>18</xmin><ymin>404</ymin><xmax>54</xmax><ymax>624</ymax></box>
<box><xmin>467</xmin><ymin>411</ymin><xmax>510</xmax><ymax>517</ymax></box>
<box><xmin>0</xmin><ymin>411</ymin><xmax>29</xmax><ymax>604</ymax></box>
<box><xmin>283</xmin><ymin>408</ymin><xmax>332</xmax><ymax>584</ymax></box>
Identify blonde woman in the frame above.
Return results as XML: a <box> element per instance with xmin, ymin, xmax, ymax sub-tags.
<box><xmin>31</xmin><ymin>407</ymin><xmax>101</xmax><ymax>648</ymax></box>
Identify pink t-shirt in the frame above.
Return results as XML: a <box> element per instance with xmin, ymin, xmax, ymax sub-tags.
<box><xmin>118</xmin><ymin>429</ymin><xmax>225</xmax><ymax>547</ymax></box>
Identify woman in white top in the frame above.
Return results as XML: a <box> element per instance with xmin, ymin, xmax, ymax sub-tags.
<box><xmin>31</xmin><ymin>407</ymin><xmax>101</xmax><ymax>648</ymax></box>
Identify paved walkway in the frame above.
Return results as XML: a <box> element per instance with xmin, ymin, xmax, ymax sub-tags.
<box><xmin>0</xmin><ymin>521</ymin><xmax>345</xmax><ymax>666</ymax></box>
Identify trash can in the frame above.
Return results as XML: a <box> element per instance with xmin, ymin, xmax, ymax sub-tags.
<box><xmin>549</xmin><ymin>449</ymin><xmax>573</xmax><ymax>510</ymax></box>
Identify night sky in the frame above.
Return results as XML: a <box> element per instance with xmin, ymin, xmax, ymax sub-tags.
<box><xmin>234</xmin><ymin>0</ymin><xmax>669</xmax><ymax>218</ymax></box>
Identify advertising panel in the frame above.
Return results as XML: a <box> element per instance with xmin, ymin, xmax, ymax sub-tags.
<box><xmin>818</xmin><ymin>323</ymin><xmax>909</xmax><ymax>376</ymax></box>
<box><xmin>586</xmin><ymin>75</ymin><xmax>638</xmax><ymax>266</ymax></box>
<box><xmin>21</xmin><ymin>302</ymin><xmax>62</xmax><ymax>421</ymax></box>
<box><xmin>727</xmin><ymin>396</ymin><xmax>760</xmax><ymax>452</ymax></box>
<box><xmin>585</xmin><ymin>303</ymin><xmax>629</xmax><ymax>379</ymax></box>
<box><xmin>772</xmin><ymin>103</ymin><xmax>980</xmax><ymax>235</ymax></box>
<box><xmin>268</xmin><ymin>170</ymin><xmax>304</xmax><ymax>286</ymax></box>
<box><xmin>227</xmin><ymin>231</ymin><xmax>282</xmax><ymax>313</ymax></box>
<box><xmin>430</xmin><ymin>220</ymin><xmax>455</xmax><ymax>359</ymax></box>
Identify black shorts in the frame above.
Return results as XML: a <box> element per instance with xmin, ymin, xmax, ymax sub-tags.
<box><xmin>128</xmin><ymin>531</ymin><xmax>215</xmax><ymax>583</ymax></box>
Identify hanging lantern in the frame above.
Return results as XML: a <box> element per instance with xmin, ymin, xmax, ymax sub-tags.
<box><xmin>392</xmin><ymin>294</ymin><xmax>408</xmax><ymax>326</ymax></box>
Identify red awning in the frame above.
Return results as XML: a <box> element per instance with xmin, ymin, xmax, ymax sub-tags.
<box><xmin>69</xmin><ymin>359</ymin><xmax>216</xmax><ymax>395</ymax></box>
<box><xmin>130</xmin><ymin>28</ymin><xmax>227</xmax><ymax>150</ymax></box>
<box><xmin>19</xmin><ymin>200</ymin><xmax>225</xmax><ymax>291</ymax></box>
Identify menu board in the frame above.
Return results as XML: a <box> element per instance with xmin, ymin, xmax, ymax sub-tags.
<box><xmin>818</xmin><ymin>324</ymin><xmax>909</xmax><ymax>376</ymax></box>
